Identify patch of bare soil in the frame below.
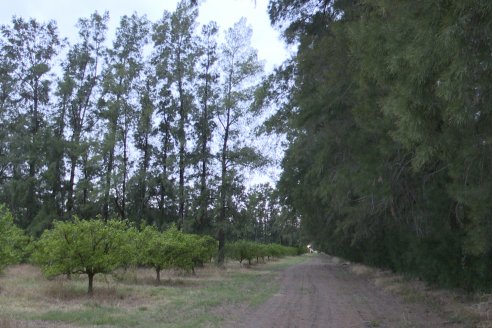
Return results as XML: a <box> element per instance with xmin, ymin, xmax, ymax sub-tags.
<box><xmin>227</xmin><ymin>255</ymin><xmax>465</xmax><ymax>328</ymax></box>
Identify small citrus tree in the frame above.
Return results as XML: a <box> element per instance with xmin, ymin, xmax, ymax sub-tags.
<box><xmin>189</xmin><ymin>234</ymin><xmax>217</xmax><ymax>270</ymax></box>
<box><xmin>138</xmin><ymin>225</ymin><xmax>171</xmax><ymax>283</ymax></box>
<box><xmin>0</xmin><ymin>205</ymin><xmax>26</xmax><ymax>271</ymax></box>
<box><xmin>118</xmin><ymin>224</ymin><xmax>140</xmax><ymax>269</ymax></box>
<box><xmin>139</xmin><ymin>225</ymin><xmax>218</xmax><ymax>281</ymax></box>
<box><xmin>226</xmin><ymin>240</ymin><xmax>256</xmax><ymax>265</ymax></box>
<box><xmin>32</xmin><ymin>218</ymin><xmax>128</xmax><ymax>294</ymax></box>
<box><xmin>161</xmin><ymin>226</ymin><xmax>195</xmax><ymax>273</ymax></box>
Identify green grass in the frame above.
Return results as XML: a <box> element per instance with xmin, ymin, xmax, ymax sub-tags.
<box><xmin>0</xmin><ymin>255</ymin><xmax>308</xmax><ymax>328</ymax></box>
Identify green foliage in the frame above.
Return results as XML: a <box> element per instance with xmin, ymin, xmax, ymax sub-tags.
<box><xmin>0</xmin><ymin>205</ymin><xmax>27</xmax><ymax>270</ymax></box>
<box><xmin>268</xmin><ymin>0</ymin><xmax>492</xmax><ymax>291</ymax></box>
<box><xmin>161</xmin><ymin>226</ymin><xmax>198</xmax><ymax>273</ymax></box>
<box><xmin>0</xmin><ymin>5</ymin><xmax>303</xmax><ymax>294</ymax></box>
<box><xmin>0</xmin><ymin>17</ymin><xmax>62</xmax><ymax>231</ymax></box>
<box><xmin>0</xmin><ymin>6</ymin><xmax>301</xmax><ymax>262</ymax></box>
<box><xmin>118</xmin><ymin>224</ymin><xmax>140</xmax><ymax>269</ymax></box>
<box><xmin>189</xmin><ymin>234</ymin><xmax>218</xmax><ymax>267</ymax></box>
<box><xmin>31</xmin><ymin>218</ymin><xmax>129</xmax><ymax>293</ymax></box>
<box><xmin>139</xmin><ymin>224</ymin><xmax>218</xmax><ymax>281</ymax></box>
<box><xmin>226</xmin><ymin>240</ymin><xmax>256</xmax><ymax>264</ymax></box>
<box><xmin>226</xmin><ymin>240</ymin><xmax>297</xmax><ymax>265</ymax></box>
<box><xmin>138</xmin><ymin>225</ymin><xmax>170</xmax><ymax>281</ymax></box>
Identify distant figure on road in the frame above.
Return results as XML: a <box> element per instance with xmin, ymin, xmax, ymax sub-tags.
<box><xmin>307</xmin><ymin>243</ymin><xmax>317</xmax><ymax>254</ymax></box>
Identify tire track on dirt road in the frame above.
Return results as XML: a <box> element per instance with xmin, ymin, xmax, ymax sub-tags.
<box><xmin>231</xmin><ymin>255</ymin><xmax>464</xmax><ymax>328</ymax></box>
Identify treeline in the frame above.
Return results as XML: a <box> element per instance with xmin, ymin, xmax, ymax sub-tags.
<box><xmin>264</xmin><ymin>0</ymin><xmax>492</xmax><ymax>290</ymax></box>
<box><xmin>226</xmin><ymin>240</ymin><xmax>300</xmax><ymax>265</ymax></box>
<box><xmin>33</xmin><ymin>218</ymin><xmax>216</xmax><ymax>293</ymax></box>
<box><xmin>0</xmin><ymin>206</ymin><xmax>300</xmax><ymax>294</ymax></box>
<box><xmin>0</xmin><ymin>0</ymin><xmax>301</xmax><ymax>254</ymax></box>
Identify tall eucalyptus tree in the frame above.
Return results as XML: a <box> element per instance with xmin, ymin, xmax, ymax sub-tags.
<box><xmin>129</xmin><ymin>68</ymin><xmax>156</xmax><ymax>224</ymax></box>
<box><xmin>0</xmin><ymin>18</ymin><xmax>61</xmax><ymax>231</ymax></box>
<box><xmin>152</xmin><ymin>1</ymin><xmax>199</xmax><ymax>229</ymax></box>
<box><xmin>216</xmin><ymin>18</ymin><xmax>263</xmax><ymax>264</ymax></box>
<box><xmin>99</xmin><ymin>13</ymin><xmax>149</xmax><ymax>220</ymax></box>
<box><xmin>192</xmin><ymin>21</ymin><xmax>220</xmax><ymax>233</ymax></box>
<box><xmin>59</xmin><ymin>12</ymin><xmax>109</xmax><ymax>218</ymax></box>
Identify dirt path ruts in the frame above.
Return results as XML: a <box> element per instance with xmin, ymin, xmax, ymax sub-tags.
<box><xmin>231</xmin><ymin>255</ymin><xmax>464</xmax><ymax>328</ymax></box>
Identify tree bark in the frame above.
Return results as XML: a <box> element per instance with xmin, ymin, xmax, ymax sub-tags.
<box><xmin>217</xmin><ymin>227</ymin><xmax>225</xmax><ymax>266</ymax></box>
<box><xmin>178</xmin><ymin>78</ymin><xmax>186</xmax><ymax>230</ymax></box>
<box><xmin>88</xmin><ymin>272</ymin><xmax>95</xmax><ymax>295</ymax></box>
<box><xmin>218</xmin><ymin>104</ymin><xmax>231</xmax><ymax>266</ymax></box>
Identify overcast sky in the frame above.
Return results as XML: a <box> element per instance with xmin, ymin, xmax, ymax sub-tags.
<box><xmin>0</xmin><ymin>0</ymin><xmax>290</xmax><ymax>72</ymax></box>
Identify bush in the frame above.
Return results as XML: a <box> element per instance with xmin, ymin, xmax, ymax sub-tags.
<box><xmin>139</xmin><ymin>225</ymin><xmax>217</xmax><ymax>280</ymax></box>
<box><xmin>0</xmin><ymin>205</ymin><xmax>27</xmax><ymax>271</ymax></box>
<box><xmin>32</xmin><ymin>218</ymin><xmax>129</xmax><ymax>294</ymax></box>
<box><xmin>188</xmin><ymin>234</ymin><xmax>217</xmax><ymax>269</ymax></box>
<box><xmin>226</xmin><ymin>241</ymin><xmax>300</xmax><ymax>265</ymax></box>
<box><xmin>226</xmin><ymin>240</ymin><xmax>256</xmax><ymax>265</ymax></box>
<box><xmin>161</xmin><ymin>226</ymin><xmax>217</xmax><ymax>274</ymax></box>
<box><xmin>225</xmin><ymin>241</ymin><xmax>299</xmax><ymax>265</ymax></box>
<box><xmin>139</xmin><ymin>225</ymin><xmax>172</xmax><ymax>282</ymax></box>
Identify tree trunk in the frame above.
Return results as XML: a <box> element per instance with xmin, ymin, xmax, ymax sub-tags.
<box><xmin>82</xmin><ymin>152</ymin><xmax>90</xmax><ymax>207</ymax></box>
<box><xmin>217</xmin><ymin>227</ymin><xmax>225</xmax><ymax>266</ymax></box>
<box><xmin>178</xmin><ymin>79</ymin><xmax>186</xmax><ymax>230</ymax></box>
<box><xmin>87</xmin><ymin>272</ymin><xmax>95</xmax><ymax>295</ymax></box>
<box><xmin>198</xmin><ymin>49</ymin><xmax>212</xmax><ymax>232</ymax></box>
<box><xmin>198</xmin><ymin>98</ymin><xmax>209</xmax><ymax>232</ymax></box>
<box><xmin>52</xmin><ymin>98</ymin><xmax>67</xmax><ymax>219</ymax></box>
<box><xmin>103</xmin><ymin>146</ymin><xmax>114</xmax><ymax>221</ymax></box>
<box><xmin>137</xmin><ymin>133</ymin><xmax>150</xmax><ymax>223</ymax></box>
<box><xmin>217</xmin><ymin>103</ymin><xmax>231</xmax><ymax>266</ymax></box>
<box><xmin>122</xmin><ymin>107</ymin><xmax>129</xmax><ymax>220</ymax></box>
<box><xmin>26</xmin><ymin>78</ymin><xmax>40</xmax><ymax>224</ymax></box>
<box><xmin>158</xmin><ymin>120</ymin><xmax>171</xmax><ymax>226</ymax></box>
<box><xmin>66</xmin><ymin>155</ymin><xmax>77</xmax><ymax>217</ymax></box>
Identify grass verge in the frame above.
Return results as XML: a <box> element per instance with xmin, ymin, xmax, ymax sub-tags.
<box><xmin>0</xmin><ymin>256</ymin><xmax>308</xmax><ymax>328</ymax></box>
<box><xmin>343</xmin><ymin>258</ymin><xmax>489</xmax><ymax>328</ymax></box>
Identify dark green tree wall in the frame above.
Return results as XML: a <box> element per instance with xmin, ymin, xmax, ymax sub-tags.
<box><xmin>267</xmin><ymin>0</ymin><xmax>492</xmax><ymax>290</ymax></box>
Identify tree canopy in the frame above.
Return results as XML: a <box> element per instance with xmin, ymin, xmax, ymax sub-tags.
<box><xmin>0</xmin><ymin>205</ymin><xmax>26</xmax><ymax>271</ymax></box>
<box><xmin>265</xmin><ymin>0</ymin><xmax>492</xmax><ymax>290</ymax></box>
<box><xmin>0</xmin><ymin>0</ymin><xmax>301</xmax><ymax>272</ymax></box>
<box><xmin>32</xmin><ymin>218</ymin><xmax>129</xmax><ymax>294</ymax></box>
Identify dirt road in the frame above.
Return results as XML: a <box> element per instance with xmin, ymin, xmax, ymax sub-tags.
<box><xmin>232</xmin><ymin>255</ymin><xmax>463</xmax><ymax>328</ymax></box>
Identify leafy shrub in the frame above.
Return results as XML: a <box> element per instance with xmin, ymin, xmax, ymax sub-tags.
<box><xmin>188</xmin><ymin>234</ymin><xmax>217</xmax><ymax>269</ymax></box>
<box><xmin>226</xmin><ymin>241</ymin><xmax>299</xmax><ymax>265</ymax></box>
<box><xmin>138</xmin><ymin>225</ymin><xmax>172</xmax><ymax>282</ymax></box>
<box><xmin>31</xmin><ymin>218</ymin><xmax>129</xmax><ymax>294</ymax></box>
<box><xmin>226</xmin><ymin>240</ymin><xmax>257</xmax><ymax>265</ymax></box>
<box><xmin>0</xmin><ymin>205</ymin><xmax>27</xmax><ymax>271</ymax></box>
<box><xmin>161</xmin><ymin>226</ymin><xmax>196</xmax><ymax>273</ymax></box>
<box><xmin>139</xmin><ymin>225</ymin><xmax>217</xmax><ymax>280</ymax></box>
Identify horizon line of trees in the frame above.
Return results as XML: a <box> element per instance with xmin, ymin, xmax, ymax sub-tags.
<box><xmin>0</xmin><ymin>0</ymin><xmax>302</xmax><ymax>259</ymax></box>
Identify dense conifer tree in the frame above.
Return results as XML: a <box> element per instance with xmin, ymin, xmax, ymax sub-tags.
<box><xmin>266</xmin><ymin>0</ymin><xmax>492</xmax><ymax>290</ymax></box>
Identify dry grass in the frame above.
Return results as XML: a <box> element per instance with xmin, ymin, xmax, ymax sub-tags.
<box><xmin>0</xmin><ymin>257</ymin><xmax>307</xmax><ymax>328</ymax></box>
<box><xmin>0</xmin><ymin>264</ymin><xmax>207</xmax><ymax>327</ymax></box>
<box><xmin>349</xmin><ymin>263</ymin><xmax>374</xmax><ymax>276</ymax></box>
<box><xmin>338</xmin><ymin>257</ymin><xmax>492</xmax><ymax>327</ymax></box>
<box><xmin>0</xmin><ymin>315</ymin><xmax>78</xmax><ymax>328</ymax></box>
<box><xmin>0</xmin><ymin>265</ymin><xmax>146</xmax><ymax>311</ymax></box>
